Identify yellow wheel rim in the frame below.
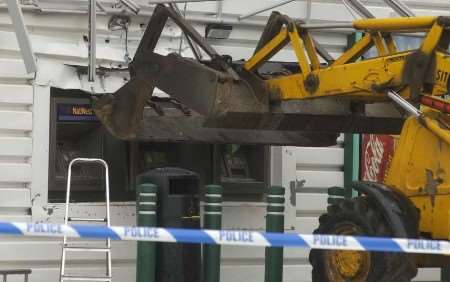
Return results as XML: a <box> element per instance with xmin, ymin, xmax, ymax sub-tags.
<box><xmin>324</xmin><ymin>224</ymin><xmax>371</xmax><ymax>282</ymax></box>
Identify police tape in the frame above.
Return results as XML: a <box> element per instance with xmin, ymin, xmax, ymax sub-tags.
<box><xmin>0</xmin><ymin>221</ymin><xmax>447</xmax><ymax>255</ymax></box>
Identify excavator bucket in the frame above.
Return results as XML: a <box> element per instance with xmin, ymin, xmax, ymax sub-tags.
<box><xmin>93</xmin><ymin>4</ymin><xmax>270</xmax><ymax>139</ymax></box>
<box><xmin>94</xmin><ymin>4</ymin><xmax>407</xmax><ymax>140</ymax></box>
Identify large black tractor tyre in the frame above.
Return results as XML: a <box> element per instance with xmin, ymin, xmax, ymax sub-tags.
<box><xmin>309</xmin><ymin>196</ymin><xmax>417</xmax><ymax>282</ymax></box>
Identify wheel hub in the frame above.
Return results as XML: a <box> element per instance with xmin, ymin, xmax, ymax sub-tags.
<box><xmin>324</xmin><ymin>223</ymin><xmax>371</xmax><ymax>282</ymax></box>
<box><xmin>333</xmin><ymin>250</ymin><xmax>370</xmax><ymax>279</ymax></box>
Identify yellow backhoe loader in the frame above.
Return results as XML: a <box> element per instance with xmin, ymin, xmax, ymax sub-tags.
<box><xmin>93</xmin><ymin>5</ymin><xmax>450</xmax><ymax>281</ymax></box>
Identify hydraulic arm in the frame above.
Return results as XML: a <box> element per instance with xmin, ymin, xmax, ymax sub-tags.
<box><xmin>94</xmin><ymin>5</ymin><xmax>450</xmax><ymax>140</ymax></box>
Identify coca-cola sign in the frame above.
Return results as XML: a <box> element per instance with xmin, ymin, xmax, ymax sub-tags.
<box><xmin>361</xmin><ymin>134</ymin><xmax>396</xmax><ymax>182</ymax></box>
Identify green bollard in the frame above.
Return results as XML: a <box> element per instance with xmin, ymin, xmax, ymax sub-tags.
<box><xmin>442</xmin><ymin>267</ymin><xmax>450</xmax><ymax>282</ymax></box>
<box><xmin>203</xmin><ymin>185</ymin><xmax>223</xmax><ymax>282</ymax></box>
<box><xmin>265</xmin><ymin>186</ymin><xmax>285</xmax><ymax>282</ymax></box>
<box><xmin>136</xmin><ymin>183</ymin><xmax>157</xmax><ymax>282</ymax></box>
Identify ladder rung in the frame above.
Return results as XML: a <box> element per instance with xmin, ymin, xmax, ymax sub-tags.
<box><xmin>62</xmin><ymin>275</ymin><xmax>111</xmax><ymax>281</ymax></box>
<box><xmin>64</xmin><ymin>246</ymin><xmax>110</xmax><ymax>252</ymax></box>
<box><xmin>68</xmin><ymin>217</ymin><xmax>107</xmax><ymax>222</ymax></box>
<box><xmin>61</xmin><ymin>158</ymin><xmax>111</xmax><ymax>282</ymax></box>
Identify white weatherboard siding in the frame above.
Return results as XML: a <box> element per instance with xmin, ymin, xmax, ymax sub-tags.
<box><xmin>0</xmin><ymin>4</ymin><xmax>140</xmax><ymax>281</ymax></box>
<box><xmin>0</xmin><ymin>0</ymin><xmax>446</xmax><ymax>281</ymax></box>
<box><xmin>0</xmin><ymin>57</ymin><xmax>137</xmax><ymax>278</ymax></box>
<box><xmin>0</xmin><ymin>61</ymin><xmax>33</xmax><ymax>223</ymax></box>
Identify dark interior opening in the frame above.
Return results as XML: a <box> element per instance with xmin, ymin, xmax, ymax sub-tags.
<box><xmin>49</xmin><ymin>87</ymin><xmax>270</xmax><ymax>203</ymax></box>
<box><xmin>48</xmin><ymin>88</ymin><xmax>131</xmax><ymax>202</ymax></box>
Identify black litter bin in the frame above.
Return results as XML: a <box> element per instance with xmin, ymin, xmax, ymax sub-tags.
<box><xmin>137</xmin><ymin>167</ymin><xmax>201</xmax><ymax>282</ymax></box>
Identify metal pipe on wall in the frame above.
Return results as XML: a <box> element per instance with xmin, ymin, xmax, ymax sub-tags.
<box><xmin>342</xmin><ymin>0</ymin><xmax>375</xmax><ymax>19</ymax></box>
<box><xmin>96</xmin><ymin>1</ymin><xmax>107</xmax><ymax>13</ymax></box>
<box><xmin>216</xmin><ymin>0</ymin><xmax>223</xmax><ymax>20</ymax></box>
<box><xmin>88</xmin><ymin>0</ymin><xmax>96</xmax><ymax>82</ymax></box>
<box><xmin>382</xmin><ymin>0</ymin><xmax>415</xmax><ymax>17</ymax></box>
<box><xmin>239</xmin><ymin>0</ymin><xmax>296</xmax><ymax>20</ymax></box>
<box><xmin>305</xmin><ymin>0</ymin><xmax>312</xmax><ymax>22</ymax></box>
<box><xmin>6</xmin><ymin>0</ymin><xmax>37</xmax><ymax>73</ymax></box>
<box><xmin>120</xmin><ymin>0</ymin><xmax>140</xmax><ymax>14</ymax></box>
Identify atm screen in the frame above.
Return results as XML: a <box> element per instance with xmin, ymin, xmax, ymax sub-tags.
<box><xmin>49</xmin><ymin>90</ymin><xmax>130</xmax><ymax>202</ymax></box>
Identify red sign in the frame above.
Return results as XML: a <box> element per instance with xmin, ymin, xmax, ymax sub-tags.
<box><xmin>361</xmin><ymin>134</ymin><xmax>396</xmax><ymax>182</ymax></box>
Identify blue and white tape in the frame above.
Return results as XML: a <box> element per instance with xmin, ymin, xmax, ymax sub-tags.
<box><xmin>0</xmin><ymin>222</ymin><xmax>446</xmax><ymax>255</ymax></box>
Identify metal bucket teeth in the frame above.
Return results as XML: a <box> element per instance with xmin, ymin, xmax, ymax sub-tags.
<box><xmin>93</xmin><ymin>77</ymin><xmax>154</xmax><ymax>139</ymax></box>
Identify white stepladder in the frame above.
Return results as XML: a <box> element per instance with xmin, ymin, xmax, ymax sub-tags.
<box><xmin>59</xmin><ymin>158</ymin><xmax>112</xmax><ymax>282</ymax></box>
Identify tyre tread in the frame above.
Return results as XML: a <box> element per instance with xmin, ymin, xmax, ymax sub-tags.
<box><xmin>309</xmin><ymin>196</ymin><xmax>418</xmax><ymax>282</ymax></box>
